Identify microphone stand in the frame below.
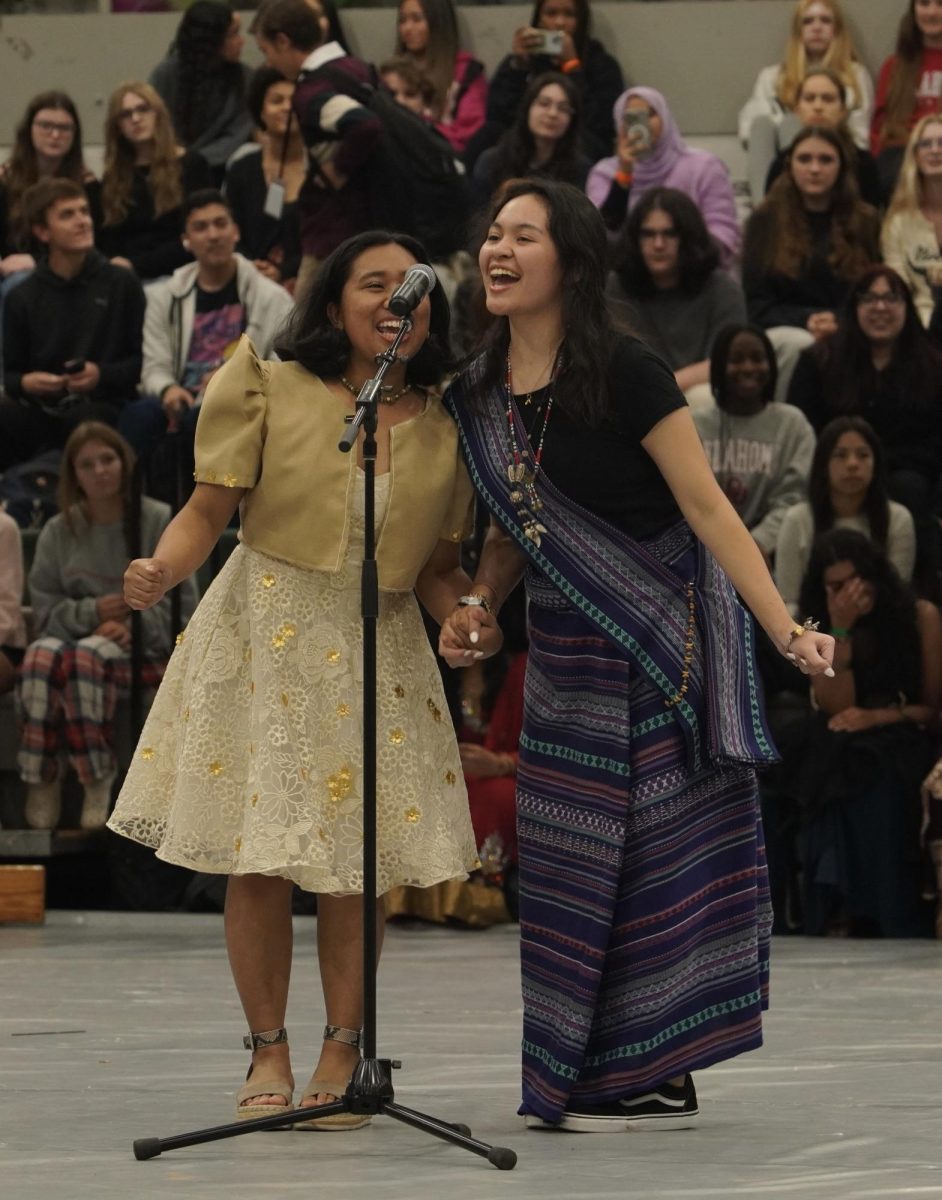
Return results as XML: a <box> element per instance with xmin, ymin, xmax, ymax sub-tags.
<box><xmin>131</xmin><ymin>317</ymin><xmax>517</xmax><ymax>1171</ymax></box>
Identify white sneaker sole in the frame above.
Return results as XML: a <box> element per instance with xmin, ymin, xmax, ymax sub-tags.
<box><xmin>525</xmin><ymin>1110</ymin><xmax>699</xmax><ymax>1133</ymax></box>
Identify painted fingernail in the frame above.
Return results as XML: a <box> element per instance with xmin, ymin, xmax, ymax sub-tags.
<box><xmin>473</xmin><ymin>651</ymin><xmax>484</xmax><ymax>659</ymax></box>
<box><xmin>463</xmin><ymin>650</ymin><xmax>472</xmax><ymax>657</ymax></box>
<box><xmin>786</xmin><ymin>652</ymin><xmax>797</xmax><ymax>661</ymax></box>
<box><xmin>470</xmin><ymin>631</ymin><xmax>479</xmax><ymax>644</ymax></box>
<box><xmin>824</xmin><ymin>667</ymin><xmax>835</xmax><ymax>678</ymax></box>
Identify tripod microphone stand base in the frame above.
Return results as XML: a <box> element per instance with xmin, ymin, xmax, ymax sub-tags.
<box><xmin>132</xmin><ymin>1056</ymin><xmax>518</xmax><ymax>1169</ymax></box>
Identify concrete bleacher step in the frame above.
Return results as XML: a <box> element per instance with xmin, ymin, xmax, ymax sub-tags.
<box><xmin>0</xmin><ymin>828</ymin><xmax>106</xmax><ymax>859</ymax></box>
<box><xmin>0</xmin><ymin>863</ymin><xmax>45</xmax><ymax>924</ymax></box>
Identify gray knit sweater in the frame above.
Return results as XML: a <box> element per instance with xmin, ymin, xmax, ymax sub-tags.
<box><xmin>27</xmin><ymin>498</ymin><xmax>198</xmax><ymax>659</ymax></box>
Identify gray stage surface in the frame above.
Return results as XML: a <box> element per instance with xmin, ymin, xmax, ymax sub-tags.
<box><xmin>2</xmin><ymin>912</ymin><xmax>940</xmax><ymax>1199</ymax></box>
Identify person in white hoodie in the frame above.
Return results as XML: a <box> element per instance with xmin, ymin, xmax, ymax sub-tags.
<box><xmin>119</xmin><ymin>188</ymin><xmax>294</xmax><ymax>490</ymax></box>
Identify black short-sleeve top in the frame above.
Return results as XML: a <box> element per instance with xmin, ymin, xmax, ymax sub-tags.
<box><xmin>519</xmin><ymin>335</ymin><xmax>686</xmax><ymax>539</ymax></box>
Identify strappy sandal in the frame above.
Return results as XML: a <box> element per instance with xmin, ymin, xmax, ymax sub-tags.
<box><xmin>296</xmin><ymin>1024</ymin><xmax>371</xmax><ymax>1131</ymax></box>
<box><xmin>236</xmin><ymin>1026</ymin><xmax>295</xmax><ymax>1121</ymax></box>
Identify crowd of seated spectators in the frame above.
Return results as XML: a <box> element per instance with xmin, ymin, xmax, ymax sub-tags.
<box><xmin>1</xmin><ymin>0</ymin><xmax>942</xmax><ymax>934</ymax></box>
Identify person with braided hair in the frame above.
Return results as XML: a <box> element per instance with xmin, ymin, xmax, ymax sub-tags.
<box><xmin>150</xmin><ymin>0</ymin><xmax>254</xmax><ymax>181</ymax></box>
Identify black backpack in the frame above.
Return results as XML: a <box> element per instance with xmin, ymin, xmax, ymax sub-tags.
<box><xmin>314</xmin><ymin>65</ymin><xmax>471</xmax><ymax>259</ymax></box>
<box><xmin>0</xmin><ymin>448</ymin><xmax>61</xmax><ymax>529</ymax></box>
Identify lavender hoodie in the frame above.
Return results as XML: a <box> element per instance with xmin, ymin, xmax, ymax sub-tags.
<box><xmin>586</xmin><ymin>87</ymin><xmax>741</xmax><ymax>268</ymax></box>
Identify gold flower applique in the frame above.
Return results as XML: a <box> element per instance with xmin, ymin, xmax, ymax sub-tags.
<box><xmin>388</xmin><ymin>728</ymin><xmax>405</xmax><ymax>745</ymax></box>
<box><xmin>444</xmin><ymin>770</ymin><xmax>456</xmax><ymax>785</ymax></box>
<box><xmin>209</xmin><ymin>761</ymin><xmax>224</xmax><ymax>777</ymax></box>
<box><xmin>175</xmin><ymin>631</ymin><xmax>185</xmax><ymax>646</ymax></box>
<box><xmin>261</xmin><ymin>572</ymin><xmax>276</xmax><ymax>589</ymax></box>
<box><xmin>326</xmin><ymin>649</ymin><xmax>341</xmax><ymax>664</ymax></box>
<box><xmin>327</xmin><ymin>765</ymin><xmax>353</xmax><ymax>801</ymax></box>
<box><xmin>272</xmin><ymin>622</ymin><xmax>298</xmax><ymax>649</ymax></box>
<box><xmin>140</xmin><ymin>747</ymin><xmax>155</xmax><ymax>762</ymax></box>
<box><xmin>337</xmin><ymin>703</ymin><xmax>351</xmax><ymax>717</ymax></box>
<box><xmin>404</xmin><ymin>806</ymin><xmax>422</xmax><ymax>824</ymax></box>
<box><xmin>426</xmin><ymin>699</ymin><xmax>442</xmax><ymax>722</ymax></box>
<box><xmin>223</xmin><ymin>473</ymin><xmax>238</xmax><ymax>488</ymax></box>
<box><xmin>393</xmin><ymin>684</ymin><xmax>405</xmax><ymax>698</ymax></box>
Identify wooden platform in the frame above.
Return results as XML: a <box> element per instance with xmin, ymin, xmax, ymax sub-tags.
<box><xmin>0</xmin><ymin>864</ymin><xmax>45</xmax><ymax>924</ymax></box>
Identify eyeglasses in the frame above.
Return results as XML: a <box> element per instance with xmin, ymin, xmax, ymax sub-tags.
<box><xmin>856</xmin><ymin>291</ymin><xmax>905</xmax><ymax>308</ymax></box>
<box><xmin>118</xmin><ymin>102</ymin><xmax>153</xmax><ymax>122</ymax></box>
<box><xmin>638</xmin><ymin>228</ymin><xmax>680</xmax><ymax>242</ymax></box>
<box><xmin>917</xmin><ymin>136</ymin><xmax>942</xmax><ymax>151</ymax></box>
<box><xmin>33</xmin><ymin>119</ymin><xmax>75</xmax><ymax>135</ymax></box>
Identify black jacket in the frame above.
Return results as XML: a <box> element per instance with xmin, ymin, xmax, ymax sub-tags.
<box><xmin>96</xmin><ymin>151</ymin><xmax>213</xmax><ymax>281</ymax></box>
<box><xmin>486</xmin><ymin>39</ymin><xmax>624</xmax><ymax>163</ymax></box>
<box><xmin>3</xmin><ymin>249</ymin><xmax>145</xmax><ymax>406</ymax></box>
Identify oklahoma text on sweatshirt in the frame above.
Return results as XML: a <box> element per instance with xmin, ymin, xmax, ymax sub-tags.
<box><xmin>692</xmin><ymin>400</ymin><xmax>816</xmax><ymax>555</ymax></box>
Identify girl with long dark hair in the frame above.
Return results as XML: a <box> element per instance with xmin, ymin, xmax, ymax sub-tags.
<box><xmin>150</xmin><ymin>0</ymin><xmax>253</xmax><ymax>178</ymax></box>
<box><xmin>775</xmin><ymin>416</ymin><xmax>916</xmax><ymax>613</ymax></box>
<box><xmin>743</xmin><ymin>123</ymin><xmax>880</xmax><ymax>396</ymax></box>
<box><xmin>109</xmin><ymin>231</ymin><xmax>485</xmax><ymax>1128</ymax></box>
<box><xmin>788</xmin><ymin>527</ymin><xmax>941</xmax><ymax>935</ymax></box>
<box><xmin>787</xmin><ymin>264</ymin><xmax>942</xmax><ymax>592</ymax></box>
<box><xmin>441</xmin><ymin>178</ymin><xmax>833</xmax><ymax>1131</ymax></box>
<box><xmin>98</xmin><ymin>81</ymin><xmax>213</xmax><ymax>282</ymax></box>
<box><xmin>482</xmin><ymin>0</ymin><xmax>622</xmax><ymax>163</ymax></box>
<box><xmin>471</xmin><ymin>72</ymin><xmax>589</xmax><ymax>209</ymax></box>
<box><xmin>607</xmin><ymin>187</ymin><xmax>746</xmax><ymax>401</ymax></box>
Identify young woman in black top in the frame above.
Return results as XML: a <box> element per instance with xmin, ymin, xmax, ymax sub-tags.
<box><xmin>474</xmin><ymin>0</ymin><xmax>622</xmax><ymax>165</ymax></box>
<box><xmin>224</xmin><ymin>67</ymin><xmax>304</xmax><ymax>291</ymax></box>
<box><xmin>441</xmin><ymin>178</ymin><xmax>833</xmax><ymax>1133</ymax></box>
<box><xmin>99</xmin><ymin>82</ymin><xmax>213</xmax><ymax>282</ymax></box>
<box><xmin>788</xmin><ymin>263</ymin><xmax>942</xmax><ymax>594</ymax></box>
<box><xmin>471</xmin><ymin>73</ymin><xmax>590</xmax><ymax>212</ymax></box>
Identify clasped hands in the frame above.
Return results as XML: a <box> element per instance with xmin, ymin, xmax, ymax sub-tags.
<box><xmin>439</xmin><ymin>604</ymin><xmax>503</xmax><ymax>668</ymax></box>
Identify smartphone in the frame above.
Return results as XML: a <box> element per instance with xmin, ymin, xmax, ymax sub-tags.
<box><xmin>63</xmin><ymin>358</ymin><xmax>85</xmax><ymax>374</ymax></box>
<box><xmin>534</xmin><ymin>29</ymin><xmax>564</xmax><ymax>56</ymax></box>
<box><xmin>622</xmin><ymin>110</ymin><xmax>652</xmax><ymax>150</ymax></box>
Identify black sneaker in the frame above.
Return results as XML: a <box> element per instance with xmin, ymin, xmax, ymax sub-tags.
<box><xmin>524</xmin><ymin>1075</ymin><xmax>699</xmax><ymax>1133</ymax></box>
<box><xmin>618</xmin><ymin>1074</ymin><xmax>699</xmax><ymax>1129</ymax></box>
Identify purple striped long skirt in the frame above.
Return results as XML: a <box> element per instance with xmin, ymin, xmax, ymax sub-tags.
<box><xmin>518</xmin><ymin>569</ymin><xmax>772</xmax><ymax>1123</ymax></box>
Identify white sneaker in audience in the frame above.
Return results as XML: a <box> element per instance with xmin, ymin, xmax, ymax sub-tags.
<box><xmin>25</xmin><ymin>779</ymin><xmax>62</xmax><ymax>830</ymax></box>
<box><xmin>80</xmin><ymin>773</ymin><xmax>116</xmax><ymax>830</ymax></box>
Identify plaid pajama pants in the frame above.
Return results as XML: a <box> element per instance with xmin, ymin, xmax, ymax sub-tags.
<box><xmin>16</xmin><ymin>636</ymin><xmax>165</xmax><ymax>784</ymax></box>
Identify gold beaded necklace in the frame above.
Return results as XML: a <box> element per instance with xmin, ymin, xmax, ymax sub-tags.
<box><xmin>339</xmin><ymin>376</ymin><xmax>413</xmax><ymax>405</ymax></box>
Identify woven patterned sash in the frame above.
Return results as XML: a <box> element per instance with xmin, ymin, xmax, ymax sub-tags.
<box><xmin>445</xmin><ymin>355</ymin><xmax>777</xmax><ymax>771</ymax></box>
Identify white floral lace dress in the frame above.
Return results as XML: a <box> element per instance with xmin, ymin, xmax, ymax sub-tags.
<box><xmin>108</xmin><ymin>472</ymin><xmax>478</xmax><ymax>895</ymax></box>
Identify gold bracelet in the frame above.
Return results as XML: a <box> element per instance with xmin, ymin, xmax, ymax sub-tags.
<box><xmin>784</xmin><ymin>617</ymin><xmax>819</xmax><ymax>653</ymax></box>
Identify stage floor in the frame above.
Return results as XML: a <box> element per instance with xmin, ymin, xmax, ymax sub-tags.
<box><xmin>2</xmin><ymin>912</ymin><xmax>940</xmax><ymax>1199</ymax></box>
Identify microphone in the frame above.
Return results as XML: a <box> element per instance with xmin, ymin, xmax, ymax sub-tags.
<box><xmin>388</xmin><ymin>263</ymin><xmax>436</xmax><ymax>317</ymax></box>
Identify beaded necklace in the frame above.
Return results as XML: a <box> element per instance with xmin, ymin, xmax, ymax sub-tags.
<box><xmin>339</xmin><ymin>376</ymin><xmax>413</xmax><ymax>405</ymax></box>
<box><xmin>504</xmin><ymin>350</ymin><xmax>558</xmax><ymax>547</ymax></box>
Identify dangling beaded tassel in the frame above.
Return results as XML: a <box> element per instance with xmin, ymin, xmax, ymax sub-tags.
<box><xmin>665</xmin><ymin>583</ymin><xmax>697</xmax><ymax>708</ymax></box>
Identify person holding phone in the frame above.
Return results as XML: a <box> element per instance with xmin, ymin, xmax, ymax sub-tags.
<box><xmin>587</xmin><ymin>87</ymin><xmax>741</xmax><ymax>269</ymax></box>
<box><xmin>479</xmin><ymin>0</ymin><xmax>623</xmax><ymax>165</ymax></box>
<box><xmin>0</xmin><ymin>177</ymin><xmax>145</xmax><ymax>471</ymax></box>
